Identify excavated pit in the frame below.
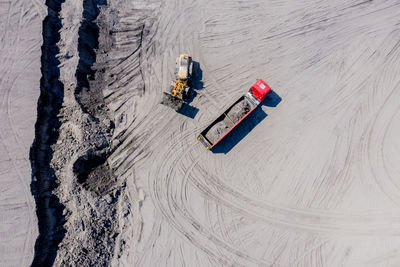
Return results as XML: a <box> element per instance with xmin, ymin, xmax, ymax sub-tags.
<box><xmin>73</xmin><ymin>152</ymin><xmax>116</xmax><ymax>195</ymax></box>
<box><xmin>75</xmin><ymin>0</ymin><xmax>108</xmax><ymax>118</ymax></box>
<box><xmin>72</xmin><ymin>0</ymin><xmax>116</xmax><ymax>196</ymax></box>
<box><xmin>29</xmin><ymin>0</ymin><xmax>67</xmax><ymax>265</ymax></box>
<box><xmin>30</xmin><ymin>0</ymin><xmax>125</xmax><ymax>265</ymax></box>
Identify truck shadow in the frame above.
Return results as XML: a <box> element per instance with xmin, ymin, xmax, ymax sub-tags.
<box><xmin>211</xmin><ymin>90</ymin><xmax>281</xmax><ymax>154</ymax></box>
<box><xmin>178</xmin><ymin>60</ymin><xmax>202</xmax><ymax>119</ymax></box>
<box><xmin>263</xmin><ymin>90</ymin><xmax>281</xmax><ymax>107</ymax></box>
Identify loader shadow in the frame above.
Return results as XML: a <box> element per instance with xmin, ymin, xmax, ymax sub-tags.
<box><xmin>177</xmin><ymin>60</ymin><xmax>203</xmax><ymax>119</ymax></box>
<box><xmin>191</xmin><ymin>61</ymin><xmax>203</xmax><ymax>91</ymax></box>
<box><xmin>211</xmin><ymin>90</ymin><xmax>281</xmax><ymax>154</ymax></box>
<box><xmin>178</xmin><ymin>102</ymin><xmax>199</xmax><ymax>119</ymax></box>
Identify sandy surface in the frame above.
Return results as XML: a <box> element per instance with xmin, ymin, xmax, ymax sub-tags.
<box><xmin>125</xmin><ymin>0</ymin><xmax>400</xmax><ymax>266</ymax></box>
<box><xmin>2</xmin><ymin>0</ymin><xmax>400</xmax><ymax>266</ymax></box>
<box><xmin>0</xmin><ymin>0</ymin><xmax>45</xmax><ymax>266</ymax></box>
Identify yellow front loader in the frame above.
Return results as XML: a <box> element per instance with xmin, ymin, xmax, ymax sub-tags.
<box><xmin>161</xmin><ymin>54</ymin><xmax>193</xmax><ymax>111</ymax></box>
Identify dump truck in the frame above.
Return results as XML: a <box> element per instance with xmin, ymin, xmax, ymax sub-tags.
<box><xmin>160</xmin><ymin>54</ymin><xmax>193</xmax><ymax>111</ymax></box>
<box><xmin>197</xmin><ymin>79</ymin><xmax>271</xmax><ymax>150</ymax></box>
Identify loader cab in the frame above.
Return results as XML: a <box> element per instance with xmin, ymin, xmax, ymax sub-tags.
<box><xmin>175</xmin><ymin>54</ymin><xmax>190</xmax><ymax>81</ymax></box>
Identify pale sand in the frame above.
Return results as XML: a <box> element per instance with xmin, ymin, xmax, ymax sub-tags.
<box><xmin>0</xmin><ymin>0</ymin><xmax>45</xmax><ymax>266</ymax></box>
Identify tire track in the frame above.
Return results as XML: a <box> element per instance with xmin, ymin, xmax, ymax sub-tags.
<box><xmin>0</xmin><ymin>0</ymin><xmax>39</xmax><ymax>265</ymax></box>
<box><xmin>124</xmin><ymin>0</ymin><xmax>400</xmax><ymax>266</ymax></box>
<box><xmin>149</xmin><ymin>128</ymin><xmax>274</xmax><ymax>266</ymax></box>
<box><xmin>146</xmin><ymin>122</ymin><xmax>400</xmax><ymax>267</ymax></box>
<box><xmin>190</xmin><ymin>156</ymin><xmax>400</xmax><ymax>236</ymax></box>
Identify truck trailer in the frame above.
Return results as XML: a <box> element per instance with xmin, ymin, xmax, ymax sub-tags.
<box><xmin>197</xmin><ymin>79</ymin><xmax>271</xmax><ymax>150</ymax></box>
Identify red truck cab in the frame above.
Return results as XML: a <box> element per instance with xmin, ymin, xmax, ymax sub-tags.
<box><xmin>250</xmin><ymin>79</ymin><xmax>271</xmax><ymax>103</ymax></box>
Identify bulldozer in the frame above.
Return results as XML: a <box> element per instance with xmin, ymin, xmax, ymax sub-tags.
<box><xmin>160</xmin><ymin>54</ymin><xmax>193</xmax><ymax>111</ymax></box>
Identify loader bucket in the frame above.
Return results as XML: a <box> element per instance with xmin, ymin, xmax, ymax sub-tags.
<box><xmin>160</xmin><ymin>92</ymin><xmax>184</xmax><ymax>111</ymax></box>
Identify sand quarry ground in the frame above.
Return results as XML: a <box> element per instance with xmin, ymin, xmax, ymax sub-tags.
<box><xmin>1</xmin><ymin>0</ymin><xmax>400</xmax><ymax>266</ymax></box>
